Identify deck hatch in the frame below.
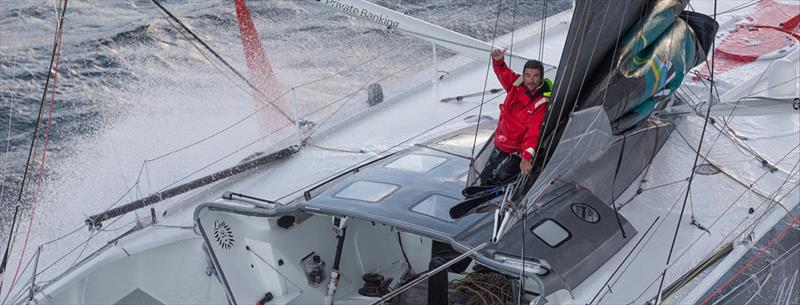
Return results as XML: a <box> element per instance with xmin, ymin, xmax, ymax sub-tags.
<box><xmin>384</xmin><ymin>154</ymin><xmax>447</xmax><ymax>173</ymax></box>
<box><xmin>530</xmin><ymin>219</ymin><xmax>571</xmax><ymax>248</ymax></box>
<box><xmin>333</xmin><ymin>181</ymin><xmax>399</xmax><ymax>203</ymax></box>
<box><xmin>411</xmin><ymin>194</ymin><xmax>459</xmax><ymax>222</ymax></box>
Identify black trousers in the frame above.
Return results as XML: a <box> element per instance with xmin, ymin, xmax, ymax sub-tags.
<box><xmin>478</xmin><ymin>146</ymin><xmax>521</xmax><ymax>186</ymax></box>
<box><xmin>428</xmin><ymin>241</ymin><xmax>472</xmax><ymax>305</ymax></box>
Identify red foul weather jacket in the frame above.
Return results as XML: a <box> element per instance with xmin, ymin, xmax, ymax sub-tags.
<box><xmin>492</xmin><ymin>58</ymin><xmax>550</xmax><ymax>161</ymax></box>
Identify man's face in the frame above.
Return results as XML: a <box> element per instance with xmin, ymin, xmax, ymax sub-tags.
<box><xmin>523</xmin><ymin>68</ymin><xmax>542</xmax><ymax>91</ymax></box>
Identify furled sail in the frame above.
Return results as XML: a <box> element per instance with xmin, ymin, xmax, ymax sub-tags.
<box><xmin>580</xmin><ymin>2</ymin><xmax>718</xmax><ymax>133</ymax></box>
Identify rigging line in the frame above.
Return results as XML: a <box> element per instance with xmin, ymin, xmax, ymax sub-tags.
<box><xmin>39</xmin><ymin>225</ymin><xmax>86</xmax><ymax>248</ymax></box>
<box><xmin>674</xmin><ymin>89</ymin><xmax>775</xmax><ymax>172</ymax></box>
<box><xmin>245</xmin><ymin>246</ymin><xmax>304</xmax><ymax>293</ymax></box>
<box><xmin>148</xmin><ymin>0</ymin><xmax>295</xmax><ymax>124</ymax></box>
<box><xmin>605</xmin><ymin>186</ymin><xmax>692</xmax><ymax>304</ymax></box>
<box><xmin>503</xmin><ymin>1</ymin><xmax>528</xmax><ymax>300</ymax></box>
<box><xmin>1</xmin><ymin>1</ymin><xmax>68</xmax><ymax>303</ymax></box>
<box><xmin>152</xmin><ymin>7</ymin><xmax>405</xmax><ymax>162</ymax></box>
<box><xmin>101</xmin><ymin>45</ymin><xmax>404</xmax><ymax>215</ymax></box>
<box><xmin>159</xmin><ymin>2</ymin><xmax>394</xmax><ymax>108</ymax></box>
<box><xmin>467</xmin><ymin>0</ymin><xmax>503</xmax><ymax>180</ymax></box>
<box><xmin>737</xmin><ymin>164</ymin><xmax>800</xmax><ymax>237</ymax></box>
<box><xmin>571</xmin><ymin>0</ymin><xmax>613</xmax><ymax>112</ymax></box>
<box><xmin>717</xmin><ymin>0</ymin><xmax>760</xmax><ymax>16</ymax></box>
<box><xmin>537</xmin><ymin>0</ymin><xmax>593</xmax><ymax>171</ymax></box>
<box><xmin>277</xmin><ymin>93</ymin><xmax>506</xmax><ymax>202</ymax></box>
<box><xmin>2</xmin><ymin>252</ymin><xmax>35</xmax><ymax>305</ymax></box>
<box><xmin>717</xmin><ymin>239</ymin><xmax>800</xmax><ymax>301</ymax></box>
<box><xmin>68</xmin><ymin>218</ymin><xmax>138</xmax><ymax>273</ymax></box>
<box><xmin>589</xmin><ymin>216</ymin><xmax>660</xmax><ymax>305</ymax></box>
<box><xmin>601</xmin><ymin>0</ymin><xmax>632</xmax><ymax>102</ymax></box>
<box><xmin>639</xmin><ymin>177</ymin><xmax>690</xmax><ymax>192</ymax></box>
<box><xmin>1</xmin><ymin>55</ymin><xmax>18</xmax><ymax>205</ymax></box>
<box><xmin>34</xmin><ymin>214</ymin><xmax>128</xmax><ymax>280</ymax></box>
<box><xmin>37</xmin><ymin>166</ymin><xmax>147</xmax><ymax>253</ymax></box>
<box><xmin>369</xmin><ymin>242</ymin><xmax>490</xmax><ymax>305</ymax></box>
<box><xmin>509</xmin><ymin>0</ymin><xmax>518</xmax><ymax>69</ymax></box>
<box><xmin>747</xmin><ymin>76</ymin><xmax>800</xmax><ymax>97</ymax></box>
<box><xmin>157</xmin><ymin>123</ymin><xmax>294</xmax><ymax>191</ymax></box>
<box><xmin>691</xmin><ymin>58</ymin><xmax>769</xmax><ymax>161</ymax></box>
<box><xmin>674</xmin><ymin>93</ymin><xmax>790</xmax><ymax>178</ymax></box>
<box><xmin>538</xmin><ymin>0</ymin><xmax>548</xmax><ymax>61</ymax></box>
<box><xmin>4</xmin><ymin>0</ymin><xmax>68</xmax><ymax>278</ymax></box>
<box><xmin>303</xmin><ymin>55</ymin><xmax>428</xmax><ymax>141</ymax></box>
<box><xmin>610</xmin><ymin>134</ymin><xmax>630</xmax><ymax>238</ymax></box>
<box><xmin>0</xmin><ymin>53</ymin><xmax>20</xmax><ymax>293</ymax></box>
<box><xmin>623</xmin><ymin>150</ymin><xmax>800</xmax><ymax>304</ymax></box>
<box><xmin>698</xmin><ymin>213</ymin><xmax>800</xmax><ymax>305</ymax></box>
<box><xmin>672</xmin><ymin>127</ymin><xmax>790</xmax><ymax>210</ymax></box>
<box><xmin>655</xmin><ymin>1</ymin><xmax>717</xmax><ymax>303</ymax></box>
<box><xmin>396</xmin><ymin>232</ymin><xmax>414</xmax><ymax>274</ymax></box>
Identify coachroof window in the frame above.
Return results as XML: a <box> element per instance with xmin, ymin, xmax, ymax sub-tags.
<box><xmin>334</xmin><ymin>181</ymin><xmax>399</xmax><ymax>203</ymax></box>
<box><xmin>411</xmin><ymin>194</ymin><xmax>459</xmax><ymax>222</ymax></box>
<box><xmin>531</xmin><ymin>219</ymin><xmax>570</xmax><ymax>248</ymax></box>
<box><xmin>437</xmin><ymin>130</ymin><xmax>492</xmax><ymax>147</ymax></box>
<box><xmin>385</xmin><ymin>154</ymin><xmax>447</xmax><ymax>173</ymax></box>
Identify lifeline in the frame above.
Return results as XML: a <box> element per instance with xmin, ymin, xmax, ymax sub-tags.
<box><xmin>323</xmin><ymin>0</ymin><xmax>400</xmax><ymax>29</ymax></box>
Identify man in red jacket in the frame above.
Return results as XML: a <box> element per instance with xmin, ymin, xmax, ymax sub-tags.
<box><xmin>479</xmin><ymin>48</ymin><xmax>551</xmax><ymax>185</ymax></box>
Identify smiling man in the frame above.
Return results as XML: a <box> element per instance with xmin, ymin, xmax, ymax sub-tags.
<box><xmin>479</xmin><ymin>48</ymin><xmax>552</xmax><ymax>185</ymax></box>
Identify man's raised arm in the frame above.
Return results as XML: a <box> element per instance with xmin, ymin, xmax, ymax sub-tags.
<box><xmin>490</xmin><ymin>48</ymin><xmax>517</xmax><ymax>92</ymax></box>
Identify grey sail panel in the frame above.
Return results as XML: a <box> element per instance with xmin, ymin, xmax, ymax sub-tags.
<box><xmin>533</xmin><ymin>0</ymin><xmax>649</xmax><ymax>172</ymax></box>
<box><xmin>528</xmin><ymin>0</ymin><xmax>716</xmax><ymax>207</ymax></box>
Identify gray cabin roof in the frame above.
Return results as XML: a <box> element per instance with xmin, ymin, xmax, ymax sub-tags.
<box><xmin>298</xmin><ymin>124</ymin><xmax>637</xmax><ymax>294</ymax></box>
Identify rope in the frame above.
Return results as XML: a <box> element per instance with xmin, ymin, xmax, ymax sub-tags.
<box><xmin>672</xmin><ymin>128</ymin><xmax>790</xmax><ymax>211</ymax></box>
<box><xmin>698</xmin><ymin>213</ymin><xmax>800</xmax><ymax>305</ymax></box>
<box><xmin>620</xmin><ymin>149</ymin><xmax>799</xmax><ymax>304</ymax></box>
<box><xmin>151</xmin><ymin>6</ymin><xmax>410</xmax><ymax>164</ymax></box>
<box><xmin>536</xmin><ymin>0</ymin><xmax>594</xmax><ymax>176</ymax></box>
<box><xmin>508</xmin><ymin>0</ymin><xmax>519</xmax><ymax>69</ymax></box>
<box><xmin>0</xmin><ymin>54</ymin><xmax>20</xmax><ymax>299</ymax></box>
<box><xmin>655</xmin><ymin>2</ymin><xmax>717</xmax><ymax>302</ymax></box>
<box><xmin>538</xmin><ymin>0</ymin><xmax>548</xmax><ymax>61</ymax></box>
<box><xmin>588</xmin><ymin>216</ymin><xmax>660</xmax><ymax>305</ymax></box>
<box><xmin>0</xmin><ymin>54</ymin><xmax>17</xmax><ymax>207</ymax></box>
<box><xmin>467</xmin><ymin>0</ymin><xmax>504</xmax><ymax>181</ymax></box>
<box><xmin>277</xmin><ymin>93</ymin><xmax>506</xmax><ymax>202</ymax></box>
<box><xmin>303</xmin><ymin>56</ymin><xmax>428</xmax><ymax>140</ymax></box>
<box><xmin>1</xmin><ymin>1</ymin><xmax>68</xmax><ymax>303</ymax></box>
<box><xmin>149</xmin><ymin>0</ymin><xmax>295</xmax><ymax>124</ymax></box>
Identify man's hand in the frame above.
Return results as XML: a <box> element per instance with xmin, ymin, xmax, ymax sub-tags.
<box><xmin>520</xmin><ymin>158</ymin><xmax>532</xmax><ymax>175</ymax></box>
<box><xmin>491</xmin><ymin>47</ymin><xmax>507</xmax><ymax>61</ymax></box>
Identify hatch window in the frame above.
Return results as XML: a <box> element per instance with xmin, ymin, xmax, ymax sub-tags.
<box><xmin>437</xmin><ymin>130</ymin><xmax>492</xmax><ymax>147</ymax></box>
<box><xmin>571</xmin><ymin>203</ymin><xmax>600</xmax><ymax>223</ymax></box>
<box><xmin>411</xmin><ymin>194</ymin><xmax>459</xmax><ymax>222</ymax></box>
<box><xmin>530</xmin><ymin>219</ymin><xmax>570</xmax><ymax>248</ymax></box>
<box><xmin>385</xmin><ymin>154</ymin><xmax>447</xmax><ymax>173</ymax></box>
<box><xmin>334</xmin><ymin>181</ymin><xmax>399</xmax><ymax>203</ymax></box>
